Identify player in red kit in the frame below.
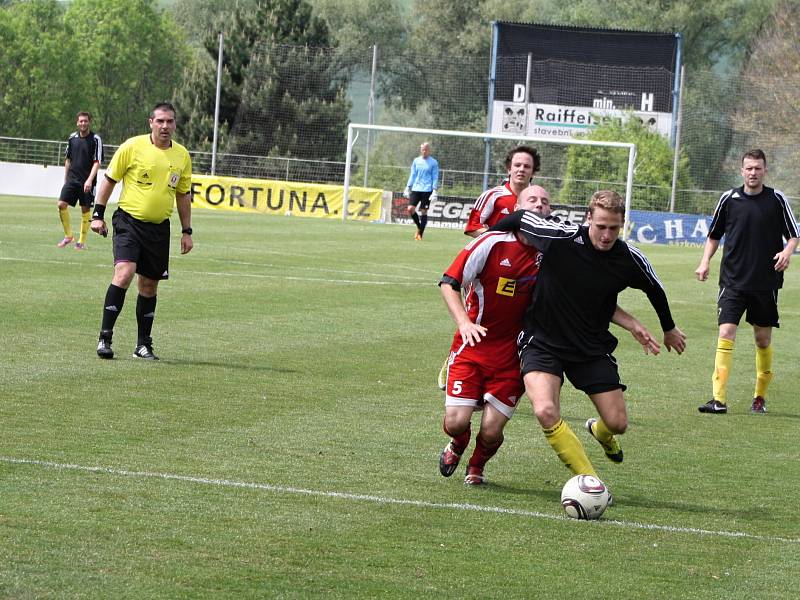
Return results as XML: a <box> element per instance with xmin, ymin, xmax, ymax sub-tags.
<box><xmin>438</xmin><ymin>187</ymin><xmax>659</xmax><ymax>485</ymax></box>
<box><xmin>463</xmin><ymin>146</ymin><xmax>541</xmax><ymax>238</ymax></box>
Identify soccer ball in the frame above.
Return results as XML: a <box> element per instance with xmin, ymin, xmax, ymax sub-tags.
<box><xmin>560</xmin><ymin>474</ymin><xmax>610</xmax><ymax>520</ymax></box>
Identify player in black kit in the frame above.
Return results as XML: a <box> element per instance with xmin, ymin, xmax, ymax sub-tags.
<box><xmin>493</xmin><ymin>190</ymin><xmax>686</xmax><ymax>483</ymax></box>
<box><xmin>695</xmin><ymin>149</ymin><xmax>799</xmax><ymax>415</ymax></box>
<box><xmin>57</xmin><ymin>112</ymin><xmax>103</xmax><ymax>249</ymax></box>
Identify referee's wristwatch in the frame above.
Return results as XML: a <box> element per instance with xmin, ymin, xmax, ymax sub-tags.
<box><xmin>181</xmin><ymin>227</ymin><xmax>193</xmax><ymax>235</ymax></box>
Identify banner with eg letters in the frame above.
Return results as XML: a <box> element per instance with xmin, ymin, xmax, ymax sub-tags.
<box><xmin>190</xmin><ymin>174</ymin><xmax>383</xmax><ymax>221</ymax></box>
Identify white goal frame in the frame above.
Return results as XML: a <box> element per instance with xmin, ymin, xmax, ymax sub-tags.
<box><xmin>343</xmin><ymin>123</ymin><xmax>637</xmax><ymax>240</ymax></box>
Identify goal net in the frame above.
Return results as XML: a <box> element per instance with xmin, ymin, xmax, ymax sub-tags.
<box><xmin>343</xmin><ymin>124</ymin><xmax>636</xmax><ymax>239</ymax></box>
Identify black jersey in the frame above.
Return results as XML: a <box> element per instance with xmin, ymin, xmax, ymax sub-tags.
<box><xmin>493</xmin><ymin>210</ymin><xmax>676</xmax><ymax>360</ymax></box>
<box><xmin>708</xmin><ymin>185</ymin><xmax>799</xmax><ymax>291</ymax></box>
<box><xmin>64</xmin><ymin>131</ymin><xmax>103</xmax><ymax>185</ymax></box>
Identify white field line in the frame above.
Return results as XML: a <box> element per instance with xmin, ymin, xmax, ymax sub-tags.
<box><xmin>0</xmin><ymin>256</ymin><xmax>430</xmax><ymax>286</ymax></box>
<box><xmin>3</xmin><ymin>456</ymin><xmax>798</xmax><ymax>544</ymax></box>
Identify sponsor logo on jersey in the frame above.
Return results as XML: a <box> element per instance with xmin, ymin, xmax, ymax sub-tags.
<box><xmin>500</xmin><ymin>208</ymin><xmax>510</xmax><ymax>214</ymax></box>
<box><xmin>496</xmin><ymin>277</ymin><xmax>516</xmax><ymax>296</ymax></box>
<box><xmin>500</xmin><ymin>258</ymin><xmax>511</xmax><ymax>267</ymax></box>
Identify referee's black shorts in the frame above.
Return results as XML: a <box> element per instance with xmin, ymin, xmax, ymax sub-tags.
<box><xmin>518</xmin><ymin>334</ymin><xmax>626</xmax><ymax>395</ymax></box>
<box><xmin>112</xmin><ymin>209</ymin><xmax>170</xmax><ymax>280</ymax></box>
<box><xmin>717</xmin><ymin>287</ymin><xmax>779</xmax><ymax>328</ymax></box>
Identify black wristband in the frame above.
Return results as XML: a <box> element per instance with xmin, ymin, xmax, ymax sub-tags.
<box><xmin>181</xmin><ymin>227</ymin><xmax>193</xmax><ymax>235</ymax></box>
<box><xmin>92</xmin><ymin>204</ymin><xmax>106</xmax><ymax>220</ymax></box>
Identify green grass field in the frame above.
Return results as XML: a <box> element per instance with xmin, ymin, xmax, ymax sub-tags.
<box><xmin>2</xmin><ymin>195</ymin><xmax>799</xmax><ymax>599</ymax></box>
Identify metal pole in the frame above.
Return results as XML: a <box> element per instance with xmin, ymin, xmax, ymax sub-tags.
<box><xmin>524</xmin><ymin>53</ymin><xmax>532</xmax><ymax>135</ymax></box>
<box><xmin>623</xmin><ymin>144</ymin><xmax>636</xmax><ymax>242</ymax></box>
<box><xmin>343</xmin><ymin>124</ymin><xmax>355</xmax><ymax>221</ymax></box>
<box><xmin>211</xmin><ymin>32</ymin><xmax>223</xmax><ymax>175</ymax></box>
<box><xmin>483</xmin><ymin>22</ymin><xmax>500</xmax><ymax>191</ymax></box>
<box><xmin>669</xmin><ymin>65</ymin><xmax>686</xmax><ymax>213</ymax></box>
<box><xmin>363</xmin><ymin>44</ymin><xmax>378</xmax><ymax>187</ymax></box>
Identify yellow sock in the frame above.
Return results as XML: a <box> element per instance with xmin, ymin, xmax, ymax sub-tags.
<box><xmin>59</xmin><ymin>207</ymin><xmax>72</xmax><ymax>238</ymax></box>
<box><xmin>754</xmin><ymin>344</ymin><xmax>773</xmax><ymax>398</ymax></box>
<box><xmin>542</xmin><ymin>419</ymin><xmax>598</xmax><ymax>477</ymax></box>
<box><xmin>79</xmin><ymin>211</ymin><xmax>91</xmax><ymax>244</ymax></box>
<box><xmin>712</xmin><ymin>338</ymin><xmax>734</xmax><ymax>403</ymax></box>
<box><xmin>593</xmin><ymin>418</ymin><xmax>615</xmax><ymax>444</ymax></box>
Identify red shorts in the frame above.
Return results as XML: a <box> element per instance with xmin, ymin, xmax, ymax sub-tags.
<box><xmin>444</xmin><ymin>347</ymin><xmax>524</xmax><ymax>419</ymax></box>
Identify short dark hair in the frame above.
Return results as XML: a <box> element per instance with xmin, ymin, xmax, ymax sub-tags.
<box><xmin>505</xmin><ymin>145</ymin><xmax>541</xmax><ymax>174</ymax></box>
<box><xmin>150</xmin><ymin>102</ymin><xmax>177</xmax><ymax>119</ymax></box>
<box><xmin>76</xmin><ymin>111</ymin><xmax>92</xmax><ymax>120</ymax></box>
<box><xmin>742</xmin><ymin>149</ymin><xmax>767</xmax><ymax>165</ymax></box>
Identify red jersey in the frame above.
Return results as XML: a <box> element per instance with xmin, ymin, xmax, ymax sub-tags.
<box><xmin>464</xmin><ymin>182</ymin><xmax>516</xmax><ymax>234</ymax></box>
<box><xmin>442</xmin><ymin>231</ymin><xmax>541</xmax><ymax>365</ymax></box>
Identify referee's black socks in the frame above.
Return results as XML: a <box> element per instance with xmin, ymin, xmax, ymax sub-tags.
<box><xmin>101</xmin><ymin>284</ymin><xmax>127</xmax><ymax>332</ymax></box>
<box><xmin>136</xmin><ymin>294</ymin><xmax>157</xmax><ymax>345</ymax></box>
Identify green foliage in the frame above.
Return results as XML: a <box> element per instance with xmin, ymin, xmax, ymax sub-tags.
<box><xmin>0</xmin><ymin>0</ymin><xmax>188</xmax><ymax>143</ymax></box>
<box><xmin>562</xmin><ymin>116</ymin><xmax>694</xmax><ymax>211</ymax></box>
<box><xmin>172</xmin><ymin>0</ymin><xmax>350</xmax><ymax>167</ymax></box>
<box><xmin>0</xmin><ymin>0</ymin><xmax>82</xmax><ymax>138</ymax></box>
<box><xmin>64</xmin><ymin>0</ymin><xmax>190</xmax><ymax>143</ymax></box>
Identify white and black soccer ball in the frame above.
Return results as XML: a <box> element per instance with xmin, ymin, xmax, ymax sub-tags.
<box><xmin>560</xmin><ymin>474</ymin><xmax>610</xmax><ymax>520</ymax></box>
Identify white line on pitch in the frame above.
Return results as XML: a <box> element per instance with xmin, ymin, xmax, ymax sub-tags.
<box><xmin>3</xmin><ymin>456</ymin><xmax>798</xmax><ymax>544</ymax></box>
<box><xmin>0</xmin><ymin>256</ymin><xmax>428</xmax><ymax>286</ymax></box>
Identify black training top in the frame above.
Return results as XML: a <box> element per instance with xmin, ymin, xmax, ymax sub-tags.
<box><xmin>493</xmin><ymin>210</ymin><xmax>676</xmax><ymax>360</ymax></box>
<box><xmin>708</xmin><ymin>185</ymin><xmax>799</xmax><ymax>291</ymax></box>
<box><xmin>64</xmin><ymin>131</ymin><xmax>103</xmax><ymax>185</ymax></box>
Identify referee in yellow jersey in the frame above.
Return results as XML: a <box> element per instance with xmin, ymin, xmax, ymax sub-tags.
<box><xmin>91</xmin><ymin>102</ymin><xmax>193</xmax><ymax>360</ymax></box>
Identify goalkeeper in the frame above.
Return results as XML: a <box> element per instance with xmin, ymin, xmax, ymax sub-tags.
<box><xmin>403</xmin><ymin>142</ymin><xmax>439</xmax><ymax>240</ymax></box>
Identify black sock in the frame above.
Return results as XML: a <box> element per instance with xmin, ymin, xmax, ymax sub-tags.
<box><xmin>101</xmin><ymin>284</ymin><xmax>127</xmax><ymax>332</ymax></box>
<box><xmin>420</xmin><ymin>214</ymin><xmax>428</xmax><ymax>233</ymax></box>
<box><xmin>411</xmin><ymin>212</ymin><xmax>421</xmax><ymax>229</ymax></box>
<box><xmin>136</xmin><ymin>294</ymin><xmax>157</xmax><ymax>345</ymax></box>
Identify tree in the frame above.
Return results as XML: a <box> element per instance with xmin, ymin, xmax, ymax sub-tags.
<box><xmin>64</xmin><ymin>0</ymin><xmax>189</xmax><ymax>143</ymax></box>
<box><xmin>732</xmin><ymin>0</ymin><xmax>800</xmax><ymax>197</ymax></box>
<box><xmin>171</xmin><ymin>0</ymin><xmax>350</xmax><ymax>170</ymax></box>
<box><xmin>0</xmin><ymin>0</ymin><xmax>82</xmax><ymax>139</ymax></box>
<box><xmin>561</xmin><ymin>116</ymin><xmax>694</xmax><ymax>211</ymax></box>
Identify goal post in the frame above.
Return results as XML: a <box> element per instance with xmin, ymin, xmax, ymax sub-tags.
<box><xmin>343</xmin><ymin>123</ymin><xmax>637</xmax><ymax>240</ymax></box>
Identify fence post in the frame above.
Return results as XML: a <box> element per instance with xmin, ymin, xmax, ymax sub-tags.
<box><xmin>211</xmin><ymin>32</ymin><xmax>224</xmax><ymax>176</ymax></box>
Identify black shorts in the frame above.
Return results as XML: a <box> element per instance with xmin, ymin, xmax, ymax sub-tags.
<box><xmin>112</xmin><ymin>209</ymin><xmax>170</xmax><ymax>280</ymax></box>
<box><xmin>59</xmin><ymin>181</ymin><xmax>94</xmax><ymax>207</ymax></box>
<box><xmin>717</xmin><ymin>287</ymin><xmax>779</xmax><ymax>328</ymax></box>
<box><xmin>409</xmin><ymin>191</ymin><xmax>432</xmax><ymax>209</ymax></box>
<box><xmin>518</xmin><ymin>334</ymin><xmax>626</xmax><ymax>395</ymax></box>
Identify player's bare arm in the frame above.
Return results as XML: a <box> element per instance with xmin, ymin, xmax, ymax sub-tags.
<box><xmin>85</xmin><ymin>160</ymin><xmax>101</xmax><ymax>194</ymax></box>
<box><xmin>176</xmin><ymin>191</ymin><xmax>193</xmax><ymax>255</ymax></box>
<box><xmin>663</xmin><ymin>327</ymin><xmax>687</xmax><ymax>354</ymax></box>
<box><xmin>440</xmin><ymin>283</ymin><xmax>487</xmax><ymax>347</ymax></box>
<box><xmin>611</xmin><ymin>305</ymin><xmax>661</xmax><ymax>355</ymax></box>
<box><xmin>774</xmin><ymin>237</ymin><xmax>799</xmax><ymax>272</ymax></box>
<box><xmin>695</xmin><ymin>237</ymin><xmax>720</xmax><ymax>281</ymax></box>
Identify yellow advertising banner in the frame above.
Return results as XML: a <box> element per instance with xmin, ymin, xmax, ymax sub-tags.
<box><xmin>189</xmin><ymin>174</ymin><xmax>383</xmax><ymax>221</ymax></box>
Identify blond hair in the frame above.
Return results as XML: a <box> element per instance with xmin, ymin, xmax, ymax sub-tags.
<box><xmin>588</xmin><ymin>190</ymin><xmax>625</xmax><ymax>216</ymax></box>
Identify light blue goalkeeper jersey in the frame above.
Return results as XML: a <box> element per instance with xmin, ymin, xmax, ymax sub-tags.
<box><xmin>406</xmin><ymin>155</ymin><xmax>439</xmax><ymax>192</ymax></box>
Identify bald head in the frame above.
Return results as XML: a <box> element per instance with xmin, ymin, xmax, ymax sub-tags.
<box><xmin>516</xmin><ymin>185</ymin><xmax>551</xmax><ymax>217</ymax></box>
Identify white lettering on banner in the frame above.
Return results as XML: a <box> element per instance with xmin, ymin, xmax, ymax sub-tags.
<box><xmin>491</xmin><ymin>101</ymin><xmax>673</xmax><ymax>139</ymax></box>
<box><xmin>636</xmin><ymin>224</ymin><xmax>656</xmax><ymax>243</ymax></box>
<box><xmin>641</xmin><ymin>93</ymin><xmax>654</xmax><ymax>112</ymax></box>
<box><xmin>513</xmin><ymin>84</ymin><xmax>526</xmax><ymax>102</ymax></box>
<box><xmin>592</xmin><ymin>97</ymin><xmax>615</xmax><ymax>109</ymax></box>
<box><xmin>663</xmin><ymin>219</ymin><xmax>684</xmax><ymax>239</ymax></box>
<box><xmin>429</xmin><ymin>200</ymin><xmax>472</xmax><ymax>220</ymax></box>
<box><xmin>550</xmin><ymin>209</ymin><xmax>588</xmax><ymax>224</ymax></box>
<box><xmin>692</xmin><ymin>219</ymin><xmax>710</xmax><ymax>239</ymax></box>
